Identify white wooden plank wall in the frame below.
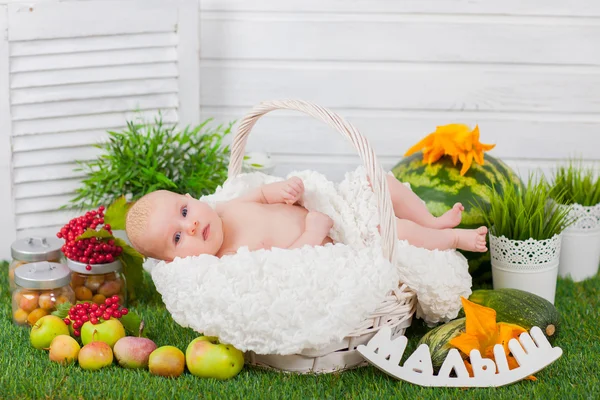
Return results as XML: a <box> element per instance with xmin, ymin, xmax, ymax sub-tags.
<box><xmin>0</xmin><ymin>0</ymin><xmax>199</xmax><ymax>258</ymax></box>
<box><xmin>199</xmin><ymin>0</ymin><xmax>600</xmax><ymax>181</ymax></box>
<box><xmin>1</xmin><ymin>0</ymin><xmax>600</xmax><ymax>259</ymax></box>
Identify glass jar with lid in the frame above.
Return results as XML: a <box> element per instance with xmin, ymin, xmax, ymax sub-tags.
<box><xmin>9</xmin><ymin>237</ymin><xmax>64</xmax><ymax>292</ymax></box>
<box><xmin>12</xmin><ymin>261</ymin><xmax>75</xmax><ymax>326</ymax></box>
<box><xmin>67</xmin><ymin>259</ymin><xmax>127</xmax><ymax>306</ymax></box>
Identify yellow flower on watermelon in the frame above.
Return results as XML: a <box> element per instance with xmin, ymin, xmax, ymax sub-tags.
<box><xmin>404</xmin><ymin>124</ymin><xmax>496</xmax><ymax>176</ymax></box>
<box><xmin>450</xmin><ymin>297</ymin><xmax>536</xmax><ymax>381</ymax></box>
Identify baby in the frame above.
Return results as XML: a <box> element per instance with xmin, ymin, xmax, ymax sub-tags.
<box><xmin>126</xmin><ymin>175</ymin><xmax>488</xmax><ymax>262</ymax></box>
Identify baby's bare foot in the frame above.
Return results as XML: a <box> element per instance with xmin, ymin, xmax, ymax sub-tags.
<box><xmin>453</xmin><ymin>226</ymin><xmax>488</xmax><ymax>252</ymax></box>
<box><xmin>436</xmin><ymin>203</ymin><xmax>464</xmax><ymax>229</ymax></box>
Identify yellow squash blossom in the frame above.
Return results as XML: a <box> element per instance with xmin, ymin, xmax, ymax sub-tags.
<box><xmin>404</xmin><ymin>124</ymin><xmax>496</xmax><ymax>175</ymax></box>
<box><xmin>449</xmin><ymin>297</ymin><xmax>536</xmax><ymax>381</ymax></box>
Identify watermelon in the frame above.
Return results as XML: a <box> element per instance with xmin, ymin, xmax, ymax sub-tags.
<box><xmin>391</xmin><ymin>152</ymin><xmax>523</xmax><ymax>283</ymax></box>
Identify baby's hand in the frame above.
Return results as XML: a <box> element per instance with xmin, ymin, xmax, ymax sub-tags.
<box><xmin>280</xmin><ymin>176</ymin><xmax>304</xmax><ymax>205</ymax></box>
<box><xmin>305</xmin><ymin>211</ymin><xmax>333</xmax><ymax>237</ymax></box>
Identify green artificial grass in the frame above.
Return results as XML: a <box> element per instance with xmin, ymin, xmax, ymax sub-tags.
<box><xmin>1</xmin><ymin>260</ymin><xmax>599</xmax><ymax>400</ymax></box>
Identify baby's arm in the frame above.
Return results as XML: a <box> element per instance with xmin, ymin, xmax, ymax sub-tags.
<box><xmin>236</xmin><ymin>177</ymin><xmax>304</xmax><ymax>205</ymax></box>
<box><xmin>287</xmin><ymin>211</ymin><xmax>333</xmax><ymax>249</ymax></box>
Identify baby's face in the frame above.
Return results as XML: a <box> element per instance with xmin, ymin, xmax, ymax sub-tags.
<box><xmin>145</xmin><ymin>192</ymin><xmax>223</xmax><ymax>261</ymax></box>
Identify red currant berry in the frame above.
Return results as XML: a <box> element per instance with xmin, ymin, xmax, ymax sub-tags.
<box><xmin>73</xmin><ymin>322</ymin><xmax>81</xmax><ymax>330</ymax></box>
<box><xmin>91</xmin><ymin>304</ymin><xmax>98</xmax><ymax>311</ymax></box>
<box><xmin>111</xmin><ymin>295</ymin><xmax>120</xmax><ymax>303</ymax></box>
<box><xmin>90</xmin><ymin>317</ymin><xmax>99</xmax><ymax>325</ymax></box>
<box><xmin>103</xmin><ymin>224</ymin><xmax>111</xmax><ymax>231</ymax></box>
<box><xmin>63</xmin><ymin>318</ymin><xmax>71</xmax><ymax>325</ymax></box>
<box><xmin>120</xmin><ymin>308</ymin><xmax>128</xmax><ymax>315</ymax></box>
<box><xmin>113</xmin><ymin>311</ymin><xmax>122</xmax><ymax>319</ymax></box>
<box><xmin>105</xmin><ymin>254</ymin><xmax>114</xmax><ymax>263</ymax></box>
<box><xmin>98</xmin><ymin>206</ymin><xmax>105</xmax><ymax>212</ymax></box>
<box><xmin>85</xmin><ymin>265</ymin><xmax>92</xmax><ymax>271</ymax></box>
<box><xmin>75</xmin><ymin>304</ymin><xmax>83</xmax><ymax>310</ymax></box>
<box><xmin>111</xmin><ymin>303</ymin><xmax>119</xmax><ymax>310</ymax></box>
<box><xmin>95</xmin><ymin>310</ymin><xmax>103</xmax><ymax>318</ymax></box>
<box><xmin>105</xmin><ymin>298</ymin><xmax>113</xmax><ymax>305</ymax></box>
<box><xmin>102</xmin><ymin>313</ymin><xmax>111</xmax><ymax>321</ymax></box>
<box><xmin>73</xmin><ymin>330</ymin><xmax>81</xmax><ymax>337</ymax></box>
<box><xmin>99</xmin><ymin>304</ymin><xmax>107</xmax><ymax>310</ymax></box>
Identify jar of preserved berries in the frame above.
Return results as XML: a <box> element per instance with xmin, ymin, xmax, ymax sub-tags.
<box><xmin>67</xmin><ymin>259</ymin><xmax>127</xmax><ymax>306</ymax></box>
<box><xmin>12</xmin><ymin>261</ymin><xmax>75</xmax><ymax>326</ymax></box>
<box><xmin>9</xmin><ymin>237</ymin><xmax>64</xmax><ymax>292</ymax></box>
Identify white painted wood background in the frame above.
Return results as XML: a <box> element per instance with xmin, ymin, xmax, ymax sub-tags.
<box><xmin>1</xmin><ymin>0</ymin><xmax>599</xmax><ymax>260</ymax></box>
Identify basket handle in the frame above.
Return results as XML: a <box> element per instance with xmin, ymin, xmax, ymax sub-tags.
<box><xmin>227</xmin><ymin>99</ymin><xmax>397</xmax><ymax>262</ymax></box>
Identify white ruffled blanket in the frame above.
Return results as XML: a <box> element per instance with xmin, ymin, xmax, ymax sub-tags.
<box><xmin>151</xmin><ymin>168</ymin><xmax>471</xmax><ymax>355</ymax></box>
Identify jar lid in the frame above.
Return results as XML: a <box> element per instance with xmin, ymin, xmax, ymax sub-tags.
<box><xmin>66</xmin><ymin>258</ymin><xmax>123</xmax><ymax>274</ymax></box>
<box><xmin>14</xmin><ymin>261</ymin><xmax>72</xmax><ymax>289</ymax></box>
<box><xmin>11</xmin><ymin>236</ymin><xmax>63</xmax><ymax>262</ymax></box>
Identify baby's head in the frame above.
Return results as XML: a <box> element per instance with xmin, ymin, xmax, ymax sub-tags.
<box><xmin>126</xmin><ymin>190</ymin><xmax>223</xmax><ymax>261</ymax></box>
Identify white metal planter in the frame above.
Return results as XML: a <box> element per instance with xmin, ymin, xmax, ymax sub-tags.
<box><xmin>557</xmin><ymin>203</ymin><xmax>600</xmax><ymax>282</ymax></box>
<box><xmin>489</xmin><ymin>233</ymin><xmax>562</xmax><ymax>304</ymax></box>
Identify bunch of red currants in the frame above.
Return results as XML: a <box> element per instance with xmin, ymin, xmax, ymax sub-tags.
<box><xmin>65</xmin><ymin>296</ymin><xmax>128</xmax><ymax>337</ymax></box>
<box><xmin>57</xmin><ymin>206</ymin><xmax>123</xmax><ymax>269</ymax></box>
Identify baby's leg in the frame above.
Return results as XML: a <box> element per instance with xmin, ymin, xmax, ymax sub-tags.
<box><xmin>385</xmin><ymin>174</ymin><xmax>463</xmax><ymax>229</ymax></box>
<box><xmin>395</xmin><ymin>218</ymin><xmax>488</xmax><ymax>252</ymax></box>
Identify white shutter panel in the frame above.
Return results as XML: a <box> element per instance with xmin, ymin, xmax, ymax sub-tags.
<box><xmin>0</xmin><ymin>0</ymin><xmax>199</xmax><ymax>258</ymax></box>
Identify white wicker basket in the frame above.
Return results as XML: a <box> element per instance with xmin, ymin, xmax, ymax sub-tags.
<box><xmin>227</xmin><ymin>100</ymin><xmax>417</xmax><ymax>373</ymax></box>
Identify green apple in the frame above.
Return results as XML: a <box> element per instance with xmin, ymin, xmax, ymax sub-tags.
<box><xmin>30</xmin><ymin>315</ymin><xmax>70</xmax><ymax>350</ymax></box>
<box><xmin>81</xmin><ymin>318</ymin><xmax>125</xmax><ymax>349</ymax></box>
<box><xmin>79</xmin><ymin>341</ymin><xmax>113</xmax><ymax>370</ymax></box>
<box><xmin>185</xmin><ymin>336</ymin><xmax>245</xmax><ymax>380</ymax></box>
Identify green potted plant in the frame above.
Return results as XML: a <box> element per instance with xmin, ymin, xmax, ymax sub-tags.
<box><xmin>549</xmin><ymin>161</ymin><xmax>600</xmax><ymax>282</ymax></box>
<box><xmin>68</xmin><ymin>114</ymin><xmax>232</xmax><ymax>210</ymax></box>
<box><xmin>474</xmin><ymin>174</ymin><xmax>573</xmax><ymax>304</ymax></box>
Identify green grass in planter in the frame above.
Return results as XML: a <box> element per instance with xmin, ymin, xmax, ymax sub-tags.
<box><xmin>68</xmin><ymin>115</ymin><xmax>232</xmax><ymax>210</ymax></box>
<box><xmin>474</xmin><ymin>174</ymin><xmax>573</xmax><ymax>241</ymax></box>
<box><xmin>549</xmin><ymin>161</ymin><xmax>600</xmax><ymax>206</ymax></box>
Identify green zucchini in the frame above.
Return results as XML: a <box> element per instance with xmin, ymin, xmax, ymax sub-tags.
<box><xmin>466</xmin><ymin>288</ymin><xmax>561</xmax><ymax>343</ymax></box>
<box><xmin>417</xmin><ymin>318</ymin><xmax>466</xmax><ymax>369</ymax></box>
